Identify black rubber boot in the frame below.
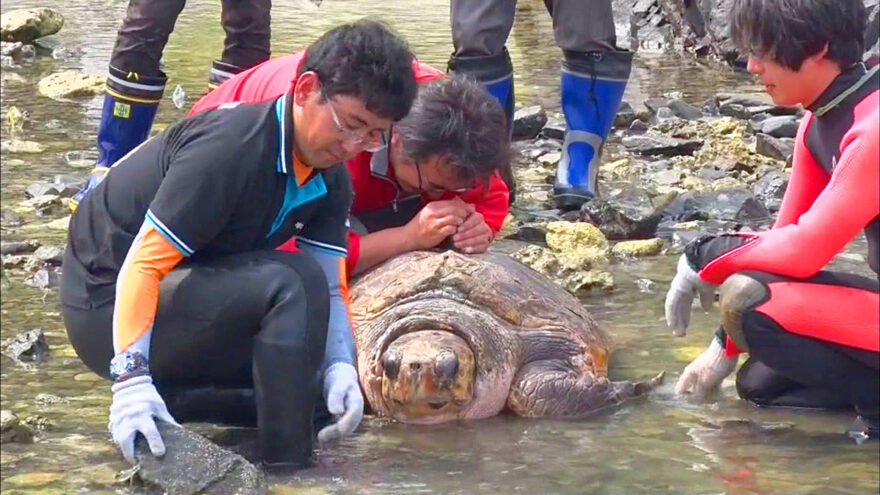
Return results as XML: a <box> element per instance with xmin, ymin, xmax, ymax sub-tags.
<box><xmin>253</xmin><ymin>338</ymin><xmax>319</xmax><ymax>468</ymax></box>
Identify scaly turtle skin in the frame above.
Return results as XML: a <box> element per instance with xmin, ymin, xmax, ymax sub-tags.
<box><xmin>350</xmin><ymin>251</ymin><xmax>662</xmax><ymax>424</ymax></box>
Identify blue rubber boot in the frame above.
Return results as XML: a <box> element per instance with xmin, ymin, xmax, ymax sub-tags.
<box><xmin>448</xmin><ymin>48</ymin><xmax>516</xmax><ymax>203</ymax></box>
<box><xmin>554</xmin><ymin>50</ymin><xmax>632</xmax><ymax>210</ymax></box>
<box><xmin>70</xmin><ymin>66</ymin><xmax>165</xmax><ymax>212</ymax></box>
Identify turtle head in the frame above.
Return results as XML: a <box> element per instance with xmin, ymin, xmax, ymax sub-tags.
<box><xmin>378</xmin><ymin>330</ymin><xmax>475</xmax><ymax>422</ymax></box>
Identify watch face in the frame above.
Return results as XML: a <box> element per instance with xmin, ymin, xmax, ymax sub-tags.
<box><xmin>110</xmin><ymin>351</ymin><xmax>149</xmax><ymax>380</ymax></box>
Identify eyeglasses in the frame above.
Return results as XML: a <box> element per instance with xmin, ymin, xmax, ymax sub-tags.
<box><xmin>323</xmin><ymin>88</ymin><xmax>386</xmax><ymax>153</ymax></box>
<box><xmin>415</xmin><ymin>161</ymin><xmax>471</xmax><ymax>195</ymax></box>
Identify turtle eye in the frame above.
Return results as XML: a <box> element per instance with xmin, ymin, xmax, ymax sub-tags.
<box><xmin>382</xmin><ymin>350</ymin><xmax>402</xmax><ymax>380</ymax></box>
<box><xmin>434</xmin><ymin>351</ymin><xmax>459</xmax><ymax>384</ymax></box>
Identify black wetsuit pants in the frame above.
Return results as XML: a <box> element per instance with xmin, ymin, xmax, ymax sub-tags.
<box><xmin>731</xmin><ymin>271</ymin><xmax>879</xmax><ymax>418</ymax></box>
<box><xmin>109</xmin><ymin>0</ymin><xmax>271</xmax><ymax>77</ymax></box>
<box><xmin>62</xmin><ymin>250</ymin><xmax>328</xmax><ymax>464</ymax></box>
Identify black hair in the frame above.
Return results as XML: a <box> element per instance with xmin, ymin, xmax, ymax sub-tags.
<box><xmin>730</xmin><ymin>0</ymin><xmax>866</xmax><ymax>70</ymax></box>
<box><xmin>299</xmin><ymin>19</ymin><xmax>417</xmax><ymax>121</ymax></box>
<box><xmin>396</xmin><ymin>74</ymin><xmax>510</xmax><ymax>187</ymax></box>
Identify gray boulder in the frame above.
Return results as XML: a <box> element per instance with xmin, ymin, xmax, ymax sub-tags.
<box><xmin>579</xmin><ymin>187</ymin><xmax>668</xmax><ymax>240</ymax></box>
<box><xmin>755</xmin><ymin>133</ymin><xmax>794</xmax><ymax>161</ymax></box>
<box><xmin>134</xmin><ymin>421</ymin><xmax>266</xmax><ymax>495</ymax></box>
<box><xmin>752</xmin><ymin>170</ymin><xmax>790</xmax><ymax>213</ymax></box>
<box><xmin>1</xmin><ymin>240</ymin><xmax>39</xmax><ymax>255</ymax></box>
<box><xmin>760</xmin><ymin>115</ymin><xmax>799</xmax><ymax>138</ymax></box>
<box><xmin>667</xmin><ymin>99</ymin><xmax>703</xmax><ymax>120</ymax></box>
<box><xmin>512</xmin><ymin>106</ymin><xmax>547</xmax><ymax>141</ymax></box>
<box><xmin>622</xmin><ymin>135</ymin><xmax>703</xmax><ymax>156</ymax></box>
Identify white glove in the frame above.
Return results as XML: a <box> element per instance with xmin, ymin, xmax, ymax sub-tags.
<box><xmin>675</xmin><ymin>338</ymin><xmax>738</xmax><ymax>398</ymax></box>
<box><xmin>317</xmin><ymin>363</ymin><xmax>364</xmax><ymax>444</ymax></box>
<box><xmin>108</xmin><ymin>375</ymin><xmax>179</xmax><ymax>464</ymax></box>
<box><xmin>665</xmin><ymin>254</ymin><xmax>717</xmax><ymax>336</ymax></box>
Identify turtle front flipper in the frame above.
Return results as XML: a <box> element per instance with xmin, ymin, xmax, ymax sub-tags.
<box><xmin>506</xmin><ymin>361</ymin><xmax>665</xmax><ymax>418</ymax></box>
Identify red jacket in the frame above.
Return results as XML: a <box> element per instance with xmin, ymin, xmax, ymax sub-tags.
<box><xmin>190</xmin><ymin>50</ymin><xmax>511</xmax><ymax>271</ymax></box>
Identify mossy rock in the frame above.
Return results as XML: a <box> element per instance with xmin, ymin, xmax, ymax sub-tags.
<box><xmin>38</xmin><ymin>71</ymin><xmax>104</xmax><ymax>100</ymax></box>
<box><xmin>612</xmin><ymin>238</ymin><xmax>664</xmax><ymax>258</ymax></box>
<box><xmin>1</xmin><ymin>8</ymin><xmax>63</xmax><ymax>43</ymax></box>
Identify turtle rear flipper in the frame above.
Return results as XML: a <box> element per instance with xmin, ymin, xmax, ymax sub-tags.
<box><xmin>507</xmin><ymin>363</ymin><xmax>665</xmax><ymax>418</ymax></box>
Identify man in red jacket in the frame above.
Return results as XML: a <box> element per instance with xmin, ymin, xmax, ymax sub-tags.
<box><xmin>191</xmin><ymin>51</ymin><xmax>511</xmax><ymax>274</ymax></box>
<box><xmin>665</xmin><ymin>0</ymin><xmax>879</xmax><ymax>442</ymax></box>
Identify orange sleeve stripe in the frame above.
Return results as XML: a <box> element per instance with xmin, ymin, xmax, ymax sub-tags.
<box><xmin>337</xmin><ymin>257</ymin><xmax>356</xmax><ymax>338</ymax></box>
<box><xmin>115</xmin><ymin>227</ymin><xmax>184</xmax><ymax>352</ymax></box>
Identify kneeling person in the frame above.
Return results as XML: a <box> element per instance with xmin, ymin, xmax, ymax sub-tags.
<box><xmin>60</xmin><ymin>20</ymin><xmax>417</xmax><ymax>467</ymax></box>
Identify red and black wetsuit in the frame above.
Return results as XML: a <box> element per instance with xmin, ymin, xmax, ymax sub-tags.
<box><xmin>686</xmin><ymin>63</ymin><xmax>879</xmax><ymax>412</ymax></box>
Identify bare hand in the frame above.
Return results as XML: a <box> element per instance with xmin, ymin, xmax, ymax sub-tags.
<box><xmin>405</xmin><ymin>198</ymin><xmax>472</xmax><ymax>250</ymax></box>
<box><xmin>453</xmin><ymin>210</ymin><xmax>493</xmax><ymax>254</ymax></box>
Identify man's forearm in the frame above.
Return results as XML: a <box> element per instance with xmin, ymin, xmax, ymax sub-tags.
<box><xmin>354</xmin><ymin>227</ymin><xmax>415</xmax><ymax>275</ymax></box>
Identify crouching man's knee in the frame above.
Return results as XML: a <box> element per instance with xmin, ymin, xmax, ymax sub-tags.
<box><xmin>719</xmin><ymin>272</ymin><xmax>771</xmax><ymax>353</ymax></box>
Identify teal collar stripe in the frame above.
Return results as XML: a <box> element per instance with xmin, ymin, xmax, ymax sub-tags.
<box><xmin>274</xmin><ymin>93</ymin><xmax>292</xmax><ymax>174</ymax></box>
<box><xmin>267</xmin><ymin>174</ymin><xmax>327</xmax><ymax>238</ymax></box>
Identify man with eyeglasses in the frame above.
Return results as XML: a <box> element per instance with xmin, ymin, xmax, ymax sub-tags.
<box><xmin>60</xmin><ymin>20</ymin><xmax>417</xmax><ymax>468</ymax></box>
<box><xmin>191</xmin><ymin>50</ymin><xmax>512</xmax><ymax>276</ymax></box>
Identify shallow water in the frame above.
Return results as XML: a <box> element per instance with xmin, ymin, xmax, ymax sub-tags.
<box><xmin>1</xmin><ymin>0</ymin><xmax>878</xmax><ymax>493</ymax></box>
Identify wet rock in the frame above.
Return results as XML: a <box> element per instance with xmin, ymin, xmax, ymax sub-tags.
<box><xmin>580</xmin><ymin>190</ymin><xmax>665</xmax><ymax>240</ymax></box>
<box><xmin>65</xmin><ymin>149</ymin><xmax>99</xmax><ymax>168</ymax></box>
<box><xmin>667</xmin><ymin>99</ymin><xmax>703</xmax><ymax>120</ymax></box>
<box><xmin>716</xmin><ymin>93</ymin><xmax>772</xmax><ymax>108</ymax></box>
<box><xmin>1</xmin><ymin>328</ymin><xmax>49</xmax><ymax>364</ymax></box>
<box><xmin>540</xmin><ymin>113</ymin><xmax>565</xmax><ymax>141</ymax></box>
<box><xmin>24</xmin><ymin>267</ymin><xmax>61</xmax><ymax>289</ymax></box>
<box><xmin>636</xmin><ymin>278</ymin><xmax>658</xmax><ymax>293</ymax></box>
<box><xmin>22</xmin><ymin>414</ymin><xmax>52</xmax><ymax>432</ymax></box>
<box><xmin>614</xmin><ymin>102</ymin><xmax>637</xmax><ymax>128</ymax></box>
<box><xmin>760</xmin><ymin>115</ymin><xmax>799</xmax><ymax>138</ymax></box>
<box><xmin>3</xmin><ymin>254</ymin><xmax>27</xmax><ymax>268</ymax></box>
<box><xmin>1</xmin><ymin>139</ymin><xmax>46</xmax><ymax>153</ymax></box>
<box><xmin>545</xmin><ymin>221</ymin><xmax>609</xmax><ymax>258</ymax></box>
<box><xmin>45</xmin><ymin>215</ymin><xmax>71</xmax><ymax>231</ymax></box>
<box><xmin>1</xmin><ymin>41</ymin><xmax>23</xmax><ymax>58</ymax></box>
<box><xmin>25</xmin><ymin>182</ymin><xmax>60</xmax><ymax>199</ymax></box>
<box><xmin>34</xmin><ymin>393</ymin><xmax>69</xmax><ymax>406</ymax></box>
<box><xmin>503</xmin><ymin>223</ymin><xmax>547</xmax><ymax>243</ymax></box>
<box><xmin>1</xmin><ymin>8</ymin><xmax>64</xmax><ymax>43</ymax></box>
<box><xmin>661</xmin><ymin>190</ymin><xmax>772</xmax><ymax>226</ymax></box>
<box><xmin>599</xmin><ymin>158</ymin><xmax>632</xmax><ymax>179</ymax></box>
<box><xmin>755</xmin><ymin>133</ymin><xmax>794</xmax><ymax>161</ymax></box>
<box><xmin>20</xmin><ymin>194</ymin><xmax>63</xmax><ymax>216</ymax></box>
<box><xmin>134</xmin><ymin>421</ymin><xmax>266</xmax><ymax>495</ymax></box>
<box><xmin>718</xmin><ymin>102</ymin><xmax>751</xmax><ymax>120</ymax></box>
<box><xmin>31</xmin><ymin>245</ymin><xmax>64</xmax><ymax>265</ymax></box>
<box><xmin>1</xmin><ymin>410</ymin><xmax>34</xmax><ymax>444</ymax></box>
<box><xmin>643</xmin><ymin>97</ymin><xmax>670</xmax><ymax>115</ymax></box>
<box><xmin>622</xmin><ymin>135</ymin><xmax>703</xmax><ymax>156</ymax></box>
<box><xmin>38</xmin><ymin>71</ymin><xmax>105</xmax><ymax>100</ymax></box>
<box><xmin>51</xmin><ymin>174</ymin><xmax>84</xmax><ymax>198</ymax></box>
<box><xmin>1</xmin><ymin>239</ymin><xmax>39</xmax><ymax>255</ymax></box>
<box><xmin>1</xmin><ymin>71</ymin><xmax>27</xmax><ymax>85</ymax></box>
<box><xmin>512</xmin><ymin>244</ymin><xmax>614</xmax><ymax>295</ymax></box>
<box><xmin>538</xmin><ymin>151</ymin><xmax>561</xmax><ymax>168</ymax></box>
<box><xmin>752</xmin><ymin>170</ymin><xmax>789</xmax><ymax>212</ymax></box>
<box><xmin>512</xmin><ymin>106</ymin><xmax>548</xmax><ymax>141</ymax></box>
<box><xmin>612</xmin><ymin>238</ymin><xmax>664</xmax><ymax>257</ymax></box>
<box><xmin>629</xmin><ymin>119</ymin><xmax>648</xmax><ymax>134</ymax></box>
<box><xmin>0</xmin><ymin>209</ymin><xmax>23</xmax><ymax>227</ymax></box>
<box><xmin>651</xmin><ymin>169</ymin><xmax>682</xmax><ymax>186</ymax></box>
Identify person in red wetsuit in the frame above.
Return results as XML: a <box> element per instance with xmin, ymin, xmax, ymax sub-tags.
<box><xmin>191</xmin><ymin>50</ymin><xmax>511</xmax><ymax>275</ymax></box>
<box><xmin>664</xmin><ymin>0</ymin><xmax>879</xmax><ymax>441</ymax></box>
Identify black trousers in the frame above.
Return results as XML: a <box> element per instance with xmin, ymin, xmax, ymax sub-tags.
<box><xmin>109</xmin><ymin>0</ymin><xmax>271</xmax><ymax>77</ymax></box>
<box><xmin>62</xmin><ymin>250</ymin><xmax>328</xmax><ymax>463</ymax></box>
<box><xmin>732</xmin><ymin>271</ymin><xmax>879</xmax><ymax>415</ymax></box>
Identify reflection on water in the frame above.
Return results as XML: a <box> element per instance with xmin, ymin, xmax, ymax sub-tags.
<box><xmin>1</xmin><ymin>0</ymin><xmax>877</xmax><ymax>493</ymax></box>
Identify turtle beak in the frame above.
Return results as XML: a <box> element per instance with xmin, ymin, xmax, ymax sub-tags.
<box><xmin>382</xmin><ymin>350</ymin><xmax>402</xmax><ymax>380</ymax></box>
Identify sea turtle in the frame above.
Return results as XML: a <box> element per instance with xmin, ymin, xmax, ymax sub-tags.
<box><xmin>350</xmin><ymin>250</ymin><xmax>662</xmax><ymax>424</ymax></box>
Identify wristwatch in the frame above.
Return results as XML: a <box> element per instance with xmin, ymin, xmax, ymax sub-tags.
<box><xmin>109</xmin><ymin>350</ymin><xmax>150</xmax><ymax>382</ymax></box>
